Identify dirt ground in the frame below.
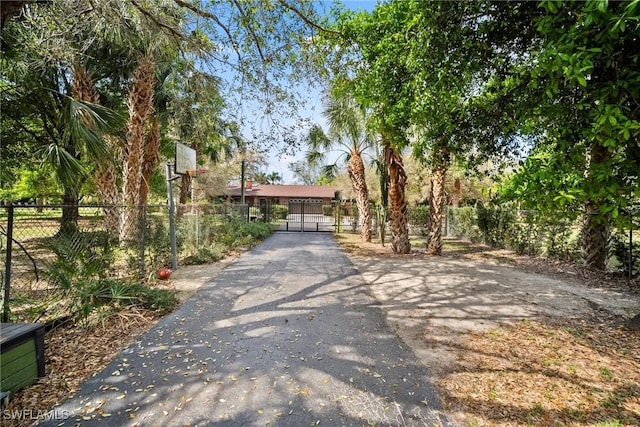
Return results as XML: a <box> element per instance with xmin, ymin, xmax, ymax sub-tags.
<box><xmin>336</xmin><ymin>233</ymin><xmax>640</xmax><ymax>427</ymax></box>
<box><xmin>4</xmin><ymin>234</ymin><xmax>639</xmax><ymax>427</ymax></box>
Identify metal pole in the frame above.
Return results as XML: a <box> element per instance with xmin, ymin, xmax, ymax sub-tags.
<box><xmin>192</xmin><ymin>180</ymin><xmax>199</xmax><ymax>247</ymax></box>
<box><xmin>3</xmin><ymin>204</ymin><xmax>14</xmax><ymax>322</ymax></box>
<box><xmin>241</xmin><ymin>159</ymin><xmax>246</xmax><ymax>205</ymax></box>
<box><xmin>166</xmin><ymin>162</ymin><xmax>178</xmax><ymax>271</ymax></box>
<box><xmin>445</xmin><ymin>206</ymin><xmax>449</xmax><ymax>238</ymax></box>
<box><xmin>630</xmin><ymin>220</ymin><xmax>634</xmax><ymax>281</ymax></box>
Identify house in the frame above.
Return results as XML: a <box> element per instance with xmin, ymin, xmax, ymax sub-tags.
<box><xmin>225</xmin><ymin>180</ymin><xmax>336</xmax><ymax>207</ymax></box>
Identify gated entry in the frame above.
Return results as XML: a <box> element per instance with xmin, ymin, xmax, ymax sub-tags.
<box><xmin>279</xmin><ymin>200</ymin><xmax>336</xmax><ymax>232</ymax></box>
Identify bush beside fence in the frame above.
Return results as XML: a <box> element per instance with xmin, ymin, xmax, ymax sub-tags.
<box><xmin>366</xmin><ymin>204</ymin><xmax>637</xmax><ymax>272</ymax></box>
<box><xmin>4</xmin><ymin>202</ymin><xmax>635</xmax><ymax>324</ymax></box>
<box><xmin>1</xmin><ymin>203</ymin><xmax>271</xmax><ymax>324</ymax></box>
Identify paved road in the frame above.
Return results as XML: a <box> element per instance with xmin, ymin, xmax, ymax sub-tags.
<box><xmin>42</xmin><ymin>233</ymin><xmax>450</xmax><ymax>426</ymax></box>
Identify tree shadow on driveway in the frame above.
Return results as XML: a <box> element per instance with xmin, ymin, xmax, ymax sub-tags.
<box><xmin>41</xmin><ymin>233</ymin><xmax>451</xmax><ymax>426</ymax></box>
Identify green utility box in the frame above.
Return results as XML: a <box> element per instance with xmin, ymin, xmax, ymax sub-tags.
<box><xmin>0</xmin><ymin>323</ymin><xmax>46</xmax><ymax>399</ymax></box>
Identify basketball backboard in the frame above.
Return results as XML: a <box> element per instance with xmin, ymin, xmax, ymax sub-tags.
<box><xmin>175</xmin><ymin>142</ymin><xmax>196</xmax><ymax>175</ymax></box>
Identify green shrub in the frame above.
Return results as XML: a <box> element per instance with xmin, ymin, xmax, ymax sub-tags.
<box><xmin>133</xmin><ymin>283</ymin><xmax>178</xmax><ymax>314</ymax></box>
<box><xmin>545</xmin><ymin>221</ymin><xmax>579</xmax><ymax>261</ymax></box>
<box><xmin>271</xmin><ymin>205</ymin><xmax>288</xmax><ymax>219</ymax></box>
<box><xmin>78</xmin><ymin>279</ymin><xmax>177</xmax><ymax>321</ymax></box>
<box><xmin>502</xmin><ymin>212</ymin><xmax>544</xmax><ymax>255</ymax></box>
<box><xmin>46</xmin><ymin>230</ymin><xmax>178</xmax><ymax>322</ymax></box>
<box><xmin>408</xmin><ymin>206</ymin><xmax>430</xmax><ymax>226</ymax></box>
<box><xmin>144</xmin><ymin>215</ymin><xmax>175</xmax><ymax>273</ymax></box>
<box><xmin>449</xmin><ymin>207</ymin><xmax>481</xmax><ymax>241</ymax></box>
<box><xmin>183</xmin><ymin>243</ymin><xmax>225</xmax><ymax>265</ymax></box>
<box><xmin>176</xmin><ymin>207</ymin><xmax>273</xmax><ymax>265</ymax></box>
<box><xmin>322</xmin><ymin>204</ymin><xmax>333</xmax><ymax>216</ymax></box>
<box><xmin>48</xmin><ymin>230</ymin><xmax>115</xmax><ymax>289</ymax></box>
<box><xmin>476</xmin><ymin>204</ymin><xmax>516</xmax><ymax>247</ymax></box>
<box><xmin>233</xmin><ymin>221</ymin><xmax>272</xmax><ymax>245</ymax></box>
<box><xmin>611</xmin><ymin>233</ymin><xmax>640</xmax><ymax>276</ymax></box>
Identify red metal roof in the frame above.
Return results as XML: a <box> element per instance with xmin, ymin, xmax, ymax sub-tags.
<box><xmin>226</xmin><ymin>184</ymin><xmax>335</xmax><ymax>199</ymax></box>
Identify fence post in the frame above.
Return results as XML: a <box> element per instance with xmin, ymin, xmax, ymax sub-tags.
<box><xmin>630</xmin><ymin>219</ymin><xmax>634</xmax><ymax>281</ymax></box>
<box><xmin>445</xmin><ymin>206</ymin><xmax>449</xmax><ymax>238</ymax></box>
<box><xmin>166</xmin><ymin>162</ymin><xmax>178</xmax><ymax>271</ymax></box>
<box><xmin>2</xmin><ymin>203</ymin><xmax>14</xmax><ymax>322</ymax></box>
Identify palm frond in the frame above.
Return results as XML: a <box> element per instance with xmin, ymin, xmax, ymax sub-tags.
<box><xmin>63</xmin><ymin>96</ymin><xmax>125</xmax><ymax>162</ymax></box>
<box><xmin>306</xmin><ymin>124</ymin><xmax>331</xmax><ymax>151</ymax></box>
<box><xmin>40</xmin><ymin>143</ymin><xmax>86</xmax><ymax>186</ymax></box>
<box><xmin>321</xmin><ymin>164</ymin><xmax>339</xmax><ymax>181</ymax></box>
<box><xmin>322</xmin><ymin>94</ymin><xmax>361</xmax><ymax>143</ymax></box>
<box><xmin>306</xmin><ymin>149</ymin><xmax>325</xmax><ymax>166</ymax></box>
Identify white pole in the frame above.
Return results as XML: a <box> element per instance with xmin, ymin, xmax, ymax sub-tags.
<box><xmin>166</xmin><ymin>162</ymin><xmax>178</xmax><ymax>270</ymax></box>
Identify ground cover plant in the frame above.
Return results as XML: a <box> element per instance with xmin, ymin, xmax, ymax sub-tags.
<box><xmin>1</xmin><ymin>217</ymin><xmax>274</xmax><ymax>426</ymax></box>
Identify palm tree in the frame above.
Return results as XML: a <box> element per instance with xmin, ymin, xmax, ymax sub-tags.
<box><xmin>266</xmin><ymin>171</ymin><xmax>282</xmax><ymax>184</ymax></box>
<box><xmin>383</xmin><ymin>137</ymin><xmax>411</xmax><ymax>253</ymax></box>
<box><xmin>426</xmin><ymin>141</ymin><xmax>450</xmax><ymax>255</ymax></box>
<box><xmin>120</xmin><ymin>53</ymin><xmax>156</xmax><ymax>241</ymax></box>
<box><xmin>307</xmin><ymin>94</ymin><xmax>374</xmax><ymax>242</ymax></box>
<box><xmin>0</xmin><ymin>46</ymin><xmax>120</xmax><ymax>236</ymax></box>
<box><xmin>164</xmin><ymin>68</ymin><xmax>229</xmax><ymax>206</ymax></box>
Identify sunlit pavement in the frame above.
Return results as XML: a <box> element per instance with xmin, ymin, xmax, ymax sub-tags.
<box><xmin>41</xmin><ymin>233</ymin><xmax>451</xmax><ymax>426</ymax></box>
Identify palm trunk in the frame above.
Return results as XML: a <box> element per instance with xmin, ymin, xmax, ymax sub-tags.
<box><xmin>426</xmin><ymin>143</ymin><xmax>450</xmax><ymax>255</ymax></box>
<box><xmin>72</xmin><ymin>64</ymin><xmax>121</xmax><ymax>236</ymax></box>
<box><xmin>139</xmin><ymin>117</ymin><xmax>160</xmax><ymax>205</ymax></box>
<box><xmin>60</xmin><ymin>186</ymin><xmax>80</xmax><ymax>236</ymax></box>
<box><xmin>582</xmin><ymin>202</ymin><xmax>609</xmax><ymax>269</ymax></box>
<box><xmin>452</xmin><ymin>178</ymin><xmax>461</xmax><ymax>208</ymax></box>
<box><xmin>582</xmin><ymin>142</ymin><xmax>610</xmax><ymax>269</ymax></box>
<box><xmin>1</xmin><ymin>1</ymin><xmax>24</xmax><ymax>29</ymax></box>
<box><xmin>384</xmin><ymin>140</ymin><xmax>410</xmax><ymax>254</ymax></box>
<box><xmin>427</xmin><ymin>165</ymin><xmax>447</xmax><ymax>255</ymax></box>
<box><xmin>121</xmin><ymin>55</ymin><xmax>155</xmax><ymax>242</ymax></box>
<box><xmin>72</xmin><ymin>64</ymin><xmax>98</xmax><ymax>105</ymax></box>
<box><xmin>95</xmin><ymin>149</ymin><xmax>120</xmax><ymax>235</ymax></box>
<box><xmin>347</xmin><ymin>151</ymin><xmax>372</xmax><ymax>242</ymax></box>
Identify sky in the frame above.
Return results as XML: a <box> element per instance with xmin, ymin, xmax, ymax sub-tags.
<box><xmin>234</xmin><ymin>1</ymin><xmax>378</xmax><ymax>185</ymax></box>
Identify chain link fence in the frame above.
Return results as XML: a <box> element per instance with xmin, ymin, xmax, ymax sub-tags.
<box><xmin>440</xmin><ymin>205</ymin><xmax>637</xmax><ymax>274</ymax></box>
<box><xmin>0</xmin><ymin>203</ymin><xmax>260</xmax><ymax>322</ymax></box>
<box><xmin>5</xmin><ymin>202</ymin><xmax>636</xmax><ymax>321</ymax></box>
<box><xmin>353</xmin><ymin>204</ymin><xmax>638</xmax><ymax>275</ymax></box>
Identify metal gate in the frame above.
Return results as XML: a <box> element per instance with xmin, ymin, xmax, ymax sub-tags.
<box><xmin>273</xmin><ymin>200</ymin><xmax>338</xmax><ymax>232</ymax></box>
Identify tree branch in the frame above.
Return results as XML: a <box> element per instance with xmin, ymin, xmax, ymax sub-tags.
<box><xmin>276</xmin><ymin>0</ymin><xmax>341</xmax><ymax>36</ymax></box>
<box><xmin>173</xmin><ymin>0</ymin><xmax>243</xmax><ymax>66</ymax></box>
<box><xmin>130</xmin><ymin>0</ymin><xmax>184</xmax><ymax>40</ymax></box>
<box><xmin>231</xmin><ymin>0</ymin><xmax>265</xmax><ymax>62</ymax></box>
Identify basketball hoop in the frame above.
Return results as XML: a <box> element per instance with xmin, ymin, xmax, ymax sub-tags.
<box><xmin>187</xmin><ymin>169</ymin><xmax>210</xmax><ymax>177</ymax></box>
<box><xmin>175</xmin><ymin>142</ymin><xmax>197</xmax><ymax>175</ymax></box>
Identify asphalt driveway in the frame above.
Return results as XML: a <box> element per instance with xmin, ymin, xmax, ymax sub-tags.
<box><xmin>41</xmin><ymin>232</ymin><xmax>450</xmax><ymax>426</ymax></box>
